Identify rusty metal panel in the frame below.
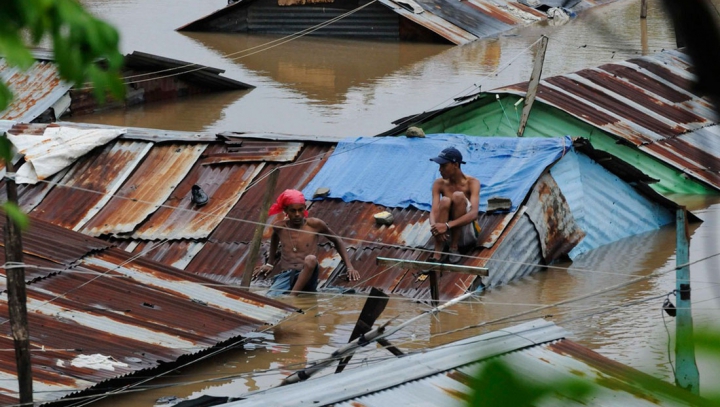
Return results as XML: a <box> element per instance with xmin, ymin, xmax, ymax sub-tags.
<box><xmin>202</xmin><ymin>139</ymin><xmax>303</xmax><ymax>164</ymax></box>
<box><xmin>83</xmin><ymin>249</ymin><xmax>296</xmax><ymax>323</ymax></box>
<box><xmin>0</xmin><ymin>216</ymin><xmax>110</xmax><ymax>275</ymax></box>
<box><xmin>186</xmin><ymin>241</ymin><xmax>252</xmax><ymax>284</ymax></box>
<box><xmin>0</xmin><ymin>260</ymin><xmax>294</xmax><ymax>405</ymax></box>
<box><xmin>210</xmin><ymin>144</ymin><xmax>333</xmax><ymax>243</ymax></box>
<box><xmin>119</xmin><ymin>239</ymin><xmax>207</xmax><ymax>270</ymax></box>
<box><xmin>495</xmin><ymin>50</ymin><xmax>720</xmax><ymax>190</ymax></box>
<box><xmin>131</xmin><ymin>144</ymin><xmax>265</xmax><ymax>240</ymax></box>
<box><xmin>524</xmin><ymin>173</ymin><xmax>584</xmax><ymax>263</ymax></box>
<box><xmin>81</xmin><ymin>143</ymin><xmax>207</xmax><ymax>236</ymax></box>
<box><xmin>29</xmin><ymin>140</ymin><xmax>152</xmax><ymax>230</ymax></box>
<box><xmin>379</xmin><ymin>0</ymin><xmax>478</xmax><ymax>45</ymax></box>
<box><xmin>0</xmin><ymin>60</ymin><xmax>72</xmax><ymax>122</ymax></box>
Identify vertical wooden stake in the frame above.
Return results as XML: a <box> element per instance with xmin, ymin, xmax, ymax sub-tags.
<box><xmin>4</xmin><ymin>159</ymin><xmax>33</xmax><ymax>405</ymax></box>
<box><xmin>429</xmin><ymin>270</ymin><xmax>439</xmax><ymax>308</ymax></box>
<box><xmin>640</xmin><ymin>0</ymin><xmax>647</xmax><ymax>19</ymax></box>
<box><xmin>675</xmin><ymin>207</ymin><xmax>699</xmax><ymax>394</ymax></box>
<box><xmin>641</xmin><ymin>18</ymin><xmax>649</xmax><ymax>56</ymax></box>
<box><xmin>517</xmin><ymin>35</ymin><xmax>549</xmax><ymax>137</ymax></box>
<box><xmin>241</xmin><ymin>169</ymin><xmax>279</xmax><ymax>289</ymax></box>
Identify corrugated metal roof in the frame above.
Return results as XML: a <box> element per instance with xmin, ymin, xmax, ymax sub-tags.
<box><xmin>178</xmin><ymin>0</ymin><xmax>603</xmax><ymax>45</ymax></box>
<box><xmin>494</xmin><ymin>49</ymin><xmax>720</xmax><ymax>191</ymax></box>
<box><xmin>29</xmin><ymin>140</ymin><xmax>153</xmax><ymax>231</ymax></box>
<box><xmin>81</xmin><ymin>143</ymin><xmax>207</xmax><ymax>236</ymax></box>
<box><xmin>0</xmin><ymin>217</ymin><xmax>296</xmax><ymax>405</ymax></box>
<box><xmin>55</xmin><ymin>121</ymin><xmax>219</xmax><ymax>142</ymax></box>
<box><xmin>0</xmin><ymin>59</ymin><xmax>72</xmax><ymax>122</ymax></box>
<box><xmin>131</xmin><ymin>145</ymin><xmax>265</xmax><ymax>240</ymax></box>
<box><xmin>203</xmin><ymin>139</ymin><xmax>304</xmax><ymax>164</ymax></box>
<box><xmin>124</xmin><ymin>51</ymin><xmax>254</xmax><ymax>90</ymax></box>
<box><xmin>226</xmin><ymin>319</ymin><xmax>707</xmax><ymax>407</ymax></box>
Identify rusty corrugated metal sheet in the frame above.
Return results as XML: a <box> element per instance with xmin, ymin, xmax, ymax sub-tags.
<box><xmin>495</xmin><ymin>49</ymin><xmax>720</xmax><ymax>190</ymax></box>
<box><xmin>210</xmin><ymin>144</ymin><xmax>333</xmax><ymax>243</ymax></box>
<box><xmin>186</xmin><ymin>241</ymin><xmax>253</xmax><ymax>284</ymax></box>
<box><xmin>81</xmin><ymin>143</ymin><xmax>207</xmax><ymax>236</ymax></box>
<box><xmin>378</xmin><ymin>0</ymin><xmax>478</xmax><ymax>45</ymax></box>
<box><xmin>131</xmin><ymin>144</ymin><xmax>265</xmax><ymax>240</ymax></box>
<box><xmin>125</xmin><ymin>239</ymin><xmax>207</xmax><ymax>270</ymax></box>
<box><xmin>0</xmin><ymin>216</ymin><xmax>110</xmax><ymax>285</ymax></box>
<box><xmin>0</xmin><ymin>59</ymin><xmax>71</xmax><ymax>122</ymax></box>
<box><xmin>524</xmin><ymin>173</ymin><xmax>584</xmax><ymax>263</ymax></box>
<box><xmin>29</xmin><ymin>140</ymin><xmax>153</xmax><ymax>230</ymax></box>
<box><xmin>0</xmin><ymin>217</ymin><xmax>296</xmax><ymax>405</ymax></box>
<box><xmin>55</xmin><ymin>121</ymin><xmax>219</xmax><ymax>142</ymax></box>
<box><xmin>203</xmin><ymin>139</ymin><xmax>303</xmax><ymax>164</ymax></box>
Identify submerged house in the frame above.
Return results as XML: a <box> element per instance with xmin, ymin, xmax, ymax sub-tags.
<box><xmin>0</xmin><ymin>215</ymin><xmax>296</xmax><ymax>405</ymax></box>
<box><xmin>215</xmin><ymin>319</ymin><xmax>710</xmax><ymax>407</ymax></box>
<box><xmin>0</xmin><ymin>121</ymin><xmax>690</xmax><ymax>302</ymax></box>
<box><xmin>381</xmin><ymin>48</ymin><xmax>720</xmax><ymax>195</ymax></box>
<box><xmin>177</xmin><ymin>0</ymin><xmax>610</xmax><ymax>45</ymax></box>
<box><xmin>0</xmin><ymin>50</ymin><xmax>252</xmax><ymax>123</ymax></box>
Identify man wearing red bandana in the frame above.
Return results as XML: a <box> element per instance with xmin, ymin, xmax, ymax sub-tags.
<box><xmin>253</xmin><ymin>189</ymin><xmax>359</xmax><ymax>296</ymax></box>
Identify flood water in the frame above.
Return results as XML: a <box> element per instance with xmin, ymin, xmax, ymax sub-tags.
<box><xmin>70</xmin><ymin>0</ymin><xmax>720</xmax><ymax>405</ymax></box>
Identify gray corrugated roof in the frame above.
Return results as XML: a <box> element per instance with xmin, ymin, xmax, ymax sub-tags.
<box><xmin>224</xmin><ymin>319</ymin><xmax>707</xmax><ymax>407</ymax></box>
<box><xmin>0</xmin><ymin>59</ymin><xmax>72</xmax><ymax>122</ymax></box>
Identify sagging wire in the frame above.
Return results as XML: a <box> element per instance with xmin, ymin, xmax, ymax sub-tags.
<box><xmin>662</xmin><ymin>290</ymin><xmax>677</xmax><ymax>378</ymax></box>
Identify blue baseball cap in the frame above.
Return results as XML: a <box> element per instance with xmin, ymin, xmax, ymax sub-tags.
<box><xmin>430</xmin><ymin>147</ymin><xmax>466</xmax><ymax>165</ymax></box>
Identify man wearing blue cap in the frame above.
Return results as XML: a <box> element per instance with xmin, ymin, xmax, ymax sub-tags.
<box><xmin>429</xmin><ymin>147</ymin><xmax>481</xmax><ymax>263</ymax></box>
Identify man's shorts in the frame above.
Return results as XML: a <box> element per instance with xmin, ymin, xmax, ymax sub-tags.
<box><xmin>267</xmin><ymin>264</ymin><xmax>319</xmax><ymax>297</ymax></box>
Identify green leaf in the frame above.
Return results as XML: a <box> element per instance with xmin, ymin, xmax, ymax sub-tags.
<box><xmin>0</xmin><ymin>133</ymin><xmax>13</xmax><ymax>163</ymax></box>
<box><xmin>2</xmin><ymin>202</ymin><xmax>30</xmax><ymax>231</ymax></box>
<box><xmin>0</xmin><ymin>82</ymin><xmax>13</xmax><ymax>114</ymax></box>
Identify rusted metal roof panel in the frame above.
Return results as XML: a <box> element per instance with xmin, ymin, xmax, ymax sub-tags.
<box><xmin>186</xmin><ymin>241</ymin><xmax>251</xmax><ymax>284</ymax></box>
<box><xmin>0</xmin><ymin>216</ymin><xmax>110</xmax><ymax>281</ymax></box>
<box><xmin>0</xmin><ymin>59</ymin><xmax>71</xmax><ymax>122</ymax></box>
<box><xmin>494</xmin><ymin>49</ymin><xmax>720</xmax><ymax>190</ymax></box>
<box><xmin>29</xmin><ymin>140</ymin><xmax>152</xmax><ymax>231</ymax></box>
<box><xmin>378</xmin><ymin>0</ymin><xmax>478</xmax><ymax>45</ymax></box>
<box><xmin>204</xmin><ymin>139</ymin><xmax>303</xmax><ymax>164</ymax></box>
<box><xmin>0</xmin><ymin>261</ymin><xmax>294</xmax><ymax>404</ymax></box>
<box><xmin>123</xmin><ymin>239</ymin><xmax>207</xmax><ymax>270</ymax></box>
<box><xmin>210</xmin><ymin>144</ymin><xmax>333</xmax><ymax>243</ymax></box>
<box><xmin>81</xmin><ymin>143</ymin><xmax>207</xmax><ymax>236</ymax></box>
<box><xmin>131</xmin><ymin>144</ymin><xmax>265</xmax><ymax>240</ymax></box>
<box><xmin>83</xmin><ymin>248</ymin><xmax>296</xmax><ymax>322</ymax></box>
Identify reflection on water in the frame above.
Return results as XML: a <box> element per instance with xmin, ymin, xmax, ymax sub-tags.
<box><xmin>76</xmin><ymin>0</ymin><xmax>679</xmax><ymax>136</ymax></box>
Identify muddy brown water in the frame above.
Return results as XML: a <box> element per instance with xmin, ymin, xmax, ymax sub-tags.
<box><xmin>70</xmin><ymin>1</ymin><xmax>720</xmax><ymax>405</ymax></box>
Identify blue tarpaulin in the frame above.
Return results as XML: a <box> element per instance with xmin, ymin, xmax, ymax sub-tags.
<box><xmin>302</xmin><ymin>134</ymin><xmax>573</xmax><ymax>212</ymax></box>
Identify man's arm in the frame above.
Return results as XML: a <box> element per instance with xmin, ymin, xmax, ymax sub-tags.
<box><xmin>429</xmin><ymin>179</ymin><xmax>443</xmax><ymax>226</ymax></box>
<box><xmin>447</xmin><ymin>178</ymin><xmax>480</xmax><ymax>229</ymax></box>
<box><xmin>316</xmin><ymin>220</ymin><xmax>359</xmax><ymax>281</ymax></box>
<box><xmin>253</xmin><ymin>225</ymin><xmax>279</xmax><ymax>278</ymax></box>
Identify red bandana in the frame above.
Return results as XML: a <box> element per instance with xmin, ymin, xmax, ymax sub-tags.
<box><xmin>268</xmin><ymin>189</ymin><xmax>309</xmax><ymax>216</ymax></box>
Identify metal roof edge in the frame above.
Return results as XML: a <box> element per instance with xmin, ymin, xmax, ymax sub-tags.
<box><xmin>228</xmin><ymin>319</ymin><xmax>565</xmax><ymax>406</ymax></box>
<box><xmin>217</xmin><ymin>131</ymin><xmax>347</xmax><ymax>143</ymax></box>
<box><xmin>54</xmin><ymin>121</ymin><xmax>219</xmax><ymax>142</ymax></box>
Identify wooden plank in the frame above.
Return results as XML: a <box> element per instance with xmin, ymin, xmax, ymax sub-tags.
<box><xmin>376</xmin><ymin>257</ymin><xmax>489</xmax><ymax>276</ymax></box>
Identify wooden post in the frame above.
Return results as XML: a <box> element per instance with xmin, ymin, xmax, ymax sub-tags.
<box><xmin>640</xmin><ymin>0</ymin><xmax>647</xmax><ymax>19</ymax></box>
<box><xmin>429</xmin><ymin>271</ymin><xmax>440</xmax><ymax>307</ymax></box>
<box><xmin>4</xmin><ymin>160</ymin><xmax>33</xmax><ymax>405</ymax></box>
<box><xmin>517</xmin><ymin>35</ymin><xmax>549</xmax><ymax>137</ymax></box>
<box><xmin>641</xmin><ymin>18</ymin><xmax>649</xmax><ymax>56</ymax></box>
<box><xmin>241</xmin><ymin>169</ymin><xmax>279</xmax><ymax>288</ymax></box>
<box><xmin>675</xmin><ymin>207</ymin><xmax>699</xmax><ymax>394</ymax></box>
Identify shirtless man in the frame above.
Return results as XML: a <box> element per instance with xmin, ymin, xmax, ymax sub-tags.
<box><xmin>253</xmin><ymin>189</ymin><xmax>359</xmax><ymax>296</ymax></box>
<box><xmin>429</xmin><ymin>147</ymin><xmax>481</xmax><ymax>263</ymax></box>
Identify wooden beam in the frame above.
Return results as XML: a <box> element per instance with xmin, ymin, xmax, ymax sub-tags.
<box><xmin>376</xmin><ymin>257</ymin><xmax>488</xmax><ymax>276</ymax></box>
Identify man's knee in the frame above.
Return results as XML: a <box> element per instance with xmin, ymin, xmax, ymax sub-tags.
<box><xmin>438</xmin><ymin>196</ymin><xmax>451</xmax><ymax>210</ymax></box>
<box><xmin>304</xmin><ymin>255</ymin><xmax>318</xmax><ymax>268</ymax></box>
<box><xmin>451</xmin><ymin>191</ymin><xmax>465</xmax><ymax>204</ymax></box>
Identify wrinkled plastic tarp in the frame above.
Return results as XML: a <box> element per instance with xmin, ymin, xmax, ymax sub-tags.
<box><xmin>8</xmin><ymin>126</ymin><xmax>126</xmax><ymax>184</ymax></box>
<box><xmin>302</xmin><ymin>134</ymin><xmax>572</xmax><ymax>212</ymax></box>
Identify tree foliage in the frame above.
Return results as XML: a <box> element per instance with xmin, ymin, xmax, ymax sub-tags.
<box><xmin>0</xmin><ymin>0</ymin><xmax>125</xmax><ymax>115</ymax></box>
